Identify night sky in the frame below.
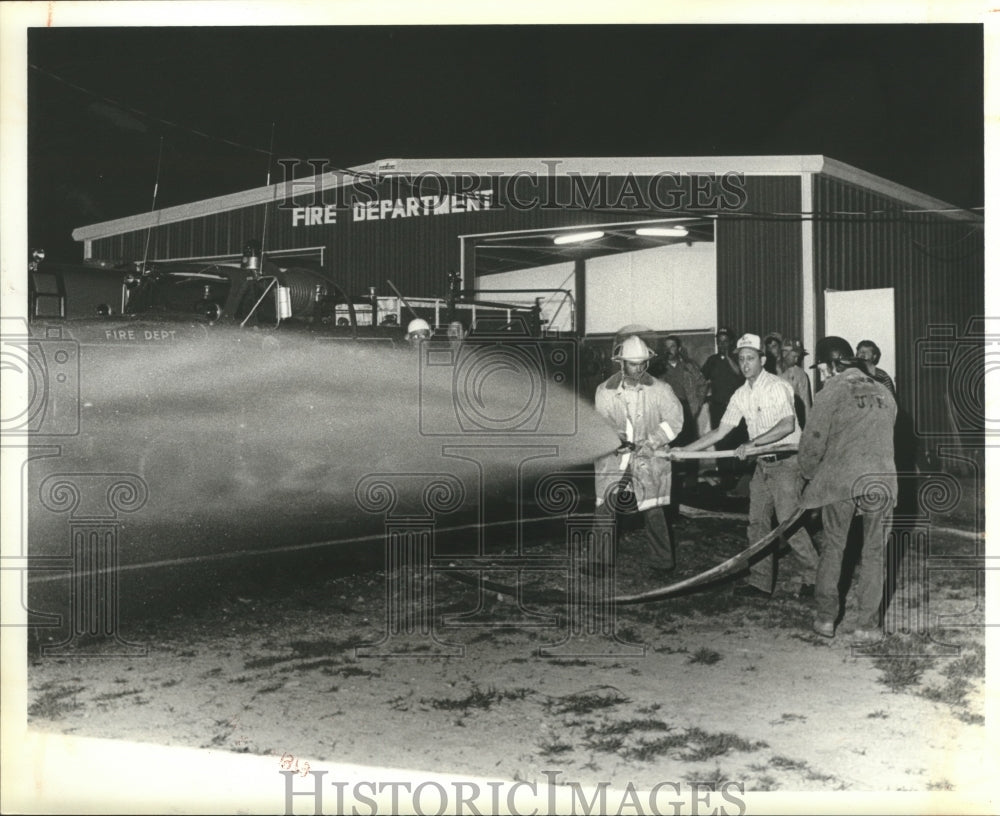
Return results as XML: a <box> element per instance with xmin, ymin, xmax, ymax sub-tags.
<box><xmin>28</xmin><ymin>24</ymin><xmax>984</xmax><ymax>261</ymax></box>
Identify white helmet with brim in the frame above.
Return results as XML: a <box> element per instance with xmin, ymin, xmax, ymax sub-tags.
<box><xmin>612</xmin><ymin>335</ymin><xmax>656</xmax><ymax>363</ymax></box>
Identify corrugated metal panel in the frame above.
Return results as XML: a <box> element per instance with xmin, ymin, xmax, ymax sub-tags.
<box><xmin>813</xmin><ymin>175</ymin><xmax>984</xmax><ymax>456</ymax></box>
<box><xmin>716</xmin><ymin>176</ymin><xmax>803</xmax><ymax>339</ymax></box>
<box><xmin>91</xmin><ymin>173</ymin><xmax>744</xmax><ymax>296</ymax></box>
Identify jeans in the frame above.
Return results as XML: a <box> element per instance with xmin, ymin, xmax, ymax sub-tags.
<box><xmin>746</xmin><ymin>456</ymin><xmax>816</xmax><ymax>593</ymax></box>
<box><xmin>815</xmin><ymin>498</ymin><xmax>891</xmax><ymax>629</ymax></box>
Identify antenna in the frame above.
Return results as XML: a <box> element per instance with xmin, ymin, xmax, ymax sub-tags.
<box><xmin>258</xmin><ymin>122</ymin><xmax>276</xmax><ymax>271</ymax></box>
<box><xmin>139</xmin><ymin>136</ymin><xmax>164</xmax><ymax>274</ymax></box>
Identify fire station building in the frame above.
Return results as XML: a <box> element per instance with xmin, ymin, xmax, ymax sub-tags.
<box><xmin>72</xmin><ymin>155</ymin><xmax>984</xmax><ymax>464</ymax></box>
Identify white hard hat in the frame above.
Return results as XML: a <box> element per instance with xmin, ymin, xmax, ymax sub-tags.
<box><xmin>612</xmin><ymin>335</ymin><xmax>656</xmax><ymax>363</ymax></box>
<box><xmin>406</xmin><ymin>318</ymin><xmax>432</xmax><ymax>337</ymax></box>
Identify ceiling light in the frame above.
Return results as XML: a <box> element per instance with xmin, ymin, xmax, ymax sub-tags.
<box><xmin>553</xmin><ymin>230</ymin><xmax>605</xmax><ymax>245</ymax></box>
<box><xmin>636</xmin><ymin>227</ymin><xmax>689</xmax><ymax>238</ymax></box>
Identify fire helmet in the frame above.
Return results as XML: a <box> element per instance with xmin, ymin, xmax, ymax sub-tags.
<box><xmin>406</xmin><ymin>318</ymin><xmax>432</xmax><ymax>338</ymax></box>
<box><xmin>612</xmin><ymin>335</ymin><xmax>656</xmax><ymax>363</ymax></box>
<box><xmin>811</xmin><ymin>336</ymin><xmax>854</xmax><ymax>369</ymax></box>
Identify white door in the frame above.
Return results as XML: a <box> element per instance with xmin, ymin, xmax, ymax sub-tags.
<box><xmin>824</xmin><ymin>287</ymin><xmax>895</xmax><ymax>380</ymax></box>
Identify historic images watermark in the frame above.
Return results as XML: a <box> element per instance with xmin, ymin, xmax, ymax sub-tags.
<box><xmin>1</xmin><ymin>317</ymin><xmax>146</xmax><ymax>656</ymax></box>
<box><xmin>274</xmin><ymin>159</ymin><xmax>750</xmax><ymax>227</ymax></box>
<box><xmin>280</xmin><ymin>768</ymin><xmax>747</xmax><ymax>816</ymax></box>
<box><xmin>0</xmin><ymin>317</ymin><xmax>80</xmax><ymax>437</ymax></box>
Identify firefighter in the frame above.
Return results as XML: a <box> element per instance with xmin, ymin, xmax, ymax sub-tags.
<box><xmin>800</xmin><ymin>336</ymin><xmax>897</xmax><ymax>641</ymax></box>
<box><xmin>594</xmin><ymin>335</ymin><xmax>684</xmax><ymax>573</ymax></box>
<box><xmin>406</xmin><ymin>318</ymin><xmax>432</xmax><ymax>347</ymax></box>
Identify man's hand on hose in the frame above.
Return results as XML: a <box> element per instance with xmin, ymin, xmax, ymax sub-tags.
<box><xmin>616</xmin><ymin>438</ymin><xmax>636</xmax><ymax>456</ymax></box>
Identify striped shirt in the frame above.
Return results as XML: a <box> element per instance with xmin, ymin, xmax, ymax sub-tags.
<box><xmin>721</xmin><ymin>369</ymin><xmax>801</xmax><ymax>446</ymax></box>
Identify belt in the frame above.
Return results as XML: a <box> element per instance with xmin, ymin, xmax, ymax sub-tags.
<box><xmin>758</xmin><ymin>451</ymin><xmax>797</xmax><ymax>463</ymax></box>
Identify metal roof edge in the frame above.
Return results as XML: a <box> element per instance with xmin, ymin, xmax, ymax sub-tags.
<box><xmin>71</xmin><ymin>154</ymin><xmax>980</xmax><ymax>241</ymax></box>
<box><xmin>70</xmin><ymin>162</ymin><xmax>372</xmax><ymax>242</ymax></box>
<box><xmin>373</xmin><ymin>155</ymin><xmax>827</xmax><ymax>176</ymax></box>
<box><xmin>817</xmin><ymin>156</ymin><xmax>982</xmax><ymax>222</ymax></box>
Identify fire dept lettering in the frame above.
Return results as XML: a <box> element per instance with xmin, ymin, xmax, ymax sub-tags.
<box><xmin>105</xmin><ymin>329</ymin><xmax>177</xmax><ymax>341</ymax></box>
<box><xmin>289</xmin><ymin>192</ymin><xmax>493</xmax><ymax>226</ymax></box>
<box><xmin>351</xmin><ymin>192</ymin><xmax>494</xmax><ymax>222</ymax></box>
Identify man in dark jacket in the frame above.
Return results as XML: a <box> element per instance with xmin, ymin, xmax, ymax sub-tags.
<box><xmin>798</xmin><ymin>336</ymin><xmax>897</xmax><ymax>642</ymax></box>
<box><xmin>701</xmin><ymin>326</ymin><xmax>746</xmax><ymax>489</ymax></box>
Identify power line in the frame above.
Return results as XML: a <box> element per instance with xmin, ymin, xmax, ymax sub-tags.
<box><xmin>30</xmin><ymin>62</ymin><xmax>272</xmax><ymax>156</ymax></box>
<box><xmin>29</xmin><ymin>62</ymin><xmax>379</xmax><ymax>186</ymax></box>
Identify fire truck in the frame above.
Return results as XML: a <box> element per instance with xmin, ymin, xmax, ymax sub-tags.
<box><xmin>26</xmin><ymin>244</ymin><xmax>544</xmax><ymax>346</ymax></box>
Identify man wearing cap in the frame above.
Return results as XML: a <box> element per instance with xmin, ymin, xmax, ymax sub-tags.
<box><xmin>677</xmin><ymin>333</ymin><xmax>818</xmax><ymax>599</ymax></box>
<box><xmin>594</xmin><ymin>335</ymin><xmax>685</xmax><ymax>572</ymax></box>
<box><xmin>800</xmin><ymin>337</ymin><xmax>897</xmax><ymax>642</ymax></box>
<box><xmin>778</xmin><ymin>337</ymin><xmax>812</xmax><ymax>426</ymax></box>
<box><xmin>701</xmin><ymin>327</ymin><xmax>746</xmax><ymax>489</ymax></box>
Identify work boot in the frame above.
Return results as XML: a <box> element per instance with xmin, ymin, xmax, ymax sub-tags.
<box><xmin>851</xmin><ymin>628</ymin><xmax>882</xmax><ymax>645</ymax></box>
<box><xmin>812</xmin><ymin>618</ymin><xmax>835</xmax><ymax>638</ymax></box>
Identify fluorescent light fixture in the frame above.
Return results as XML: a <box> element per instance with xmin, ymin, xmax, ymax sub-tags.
<box><xmin>553</xmin><ymin>230</ymin><xmax>605</xmax><ymax>245</ymax></box>
<box><xmin>636</xmin><ymin>226</ymin><xmax>689</xmax><ymax>238</ymax></box>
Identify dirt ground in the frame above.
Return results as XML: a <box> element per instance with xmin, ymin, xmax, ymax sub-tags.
<box><xmin>25</xmin><ymin>496</ymin><xmax>990</xmax><ymax>811</ymax></box>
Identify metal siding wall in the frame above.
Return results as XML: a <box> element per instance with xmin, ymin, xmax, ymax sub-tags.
<box><xmin>716</xmin><ymin>176</ymin><xmax>803</xmax><ymax>339</ymax></box>
<box><xmin>813</xmin><ymin>175</ymin><xmax>984</xmax><ymax>452</ymax></box>
<box><xmin>90</xmin><ymin>174</ymin><xmax>797</xmax><ymax>332</ymax></box>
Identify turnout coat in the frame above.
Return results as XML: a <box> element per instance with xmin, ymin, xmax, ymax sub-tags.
<box><xmin>594</xmin><ymin>371</ymin><xmax>684</xmax><ymax>511</ymax></box>
<box><xmin>798</xmin><ymin>367</ymin><xmax>897</xmax><ymax>510</ymax></box>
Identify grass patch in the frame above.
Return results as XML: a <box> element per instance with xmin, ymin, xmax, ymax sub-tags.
<box><xmin>288</xmin><ymin>637</ymin><xmax>365</xmax><ymax>658</ymax></box>
<box><xmin>770</xmin><ymin>755</ymin><xmax>808</xmax><ymax>772</ymax></box>
<box><xmin>426</xmin><ymin>685</ymin><xmax>532</xmax><ymax>711</ymax></box>
<box><xmin>679</xmin><ymin>728</ymin><xmax>768</xmax><ymax>762</ymax></box>
<box><xmin>583</xmin><ymin>734</ymin><xmax>626</xmax><ymax>753</ymax></box>
<box><xmin>920</xmin><ymin>677</ymin><xmax>971</xmax><ymax>707</ymax></box>
<box><xmin>28</xmin><ymin>685</ymin><xmax>85</xmax><ymax>719</ymax></box>
<box><xmin>545</xmin><ymin>687</ymin><xmax>628</xmax><ymax>716</ymax></box>
<box><xmin>244</xmin><ymin>654</ymin><xmax>295</xmax><ymax>670</ymax></box>
<box><xmin>927</xmin><ymin>779</ymin><xmax>955</xmax><ymax>791</ymax></box>
<box><xmin>538</xmin><ymin>738</ymin><xmax>575</xmax><ymax>756</ymax></box>
<box><xmin>617</xmin><ymin>626</ymin><xmax>640</xmax><ymax>642</ymax></box>
<box><xmin>598</xmin><ymin>718</ymin><xmax>672</xmax><ymax>735</ymax></box>
<box><xmin>92</xmin><ymin>688</ymin><xmax>144</xmax><ymax>703</ymax></box>
<box><xmin>873</xmin><ymin>654</ymin><xmax>926</xmax><ymax>692</ymax></box>
<box><xmin>687</xmin><ymin>765</ymin><xmax>734</xmax><ymax>791</ymax></box>
<box><xmin>942</xmin><ymin>644</ymin><xmax>985</xmax><ymax>680</ymax></box>
<box><xmin>619</xmin><ymin>727</ymin><xmax>766</xmax><ymax>763</ymax></box>
<box><xmin>622</xmin><ymin>733</ymin><xmax>690</xmax><ymax>762</ymax></box>
<box><xmin>687</xmin><ymin>648</ymin><xmax>722</xmax><ymax>665</ymax></box>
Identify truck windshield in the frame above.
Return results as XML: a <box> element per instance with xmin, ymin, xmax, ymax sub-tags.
<box><xmin>126</xmin><ymin>270</ymin><xmax>233</xmax><ymax>317</ymax></box>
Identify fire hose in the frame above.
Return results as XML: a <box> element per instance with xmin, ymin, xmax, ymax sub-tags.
<box><xmin>440</xmin><ymin>443</ymin><xmax>804</xmax><ymax>606</ymax></box>
<box><xmin>438</xmin><ymin>507</ymin><xmax>805</xmax><ymax>606</ymax></box>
